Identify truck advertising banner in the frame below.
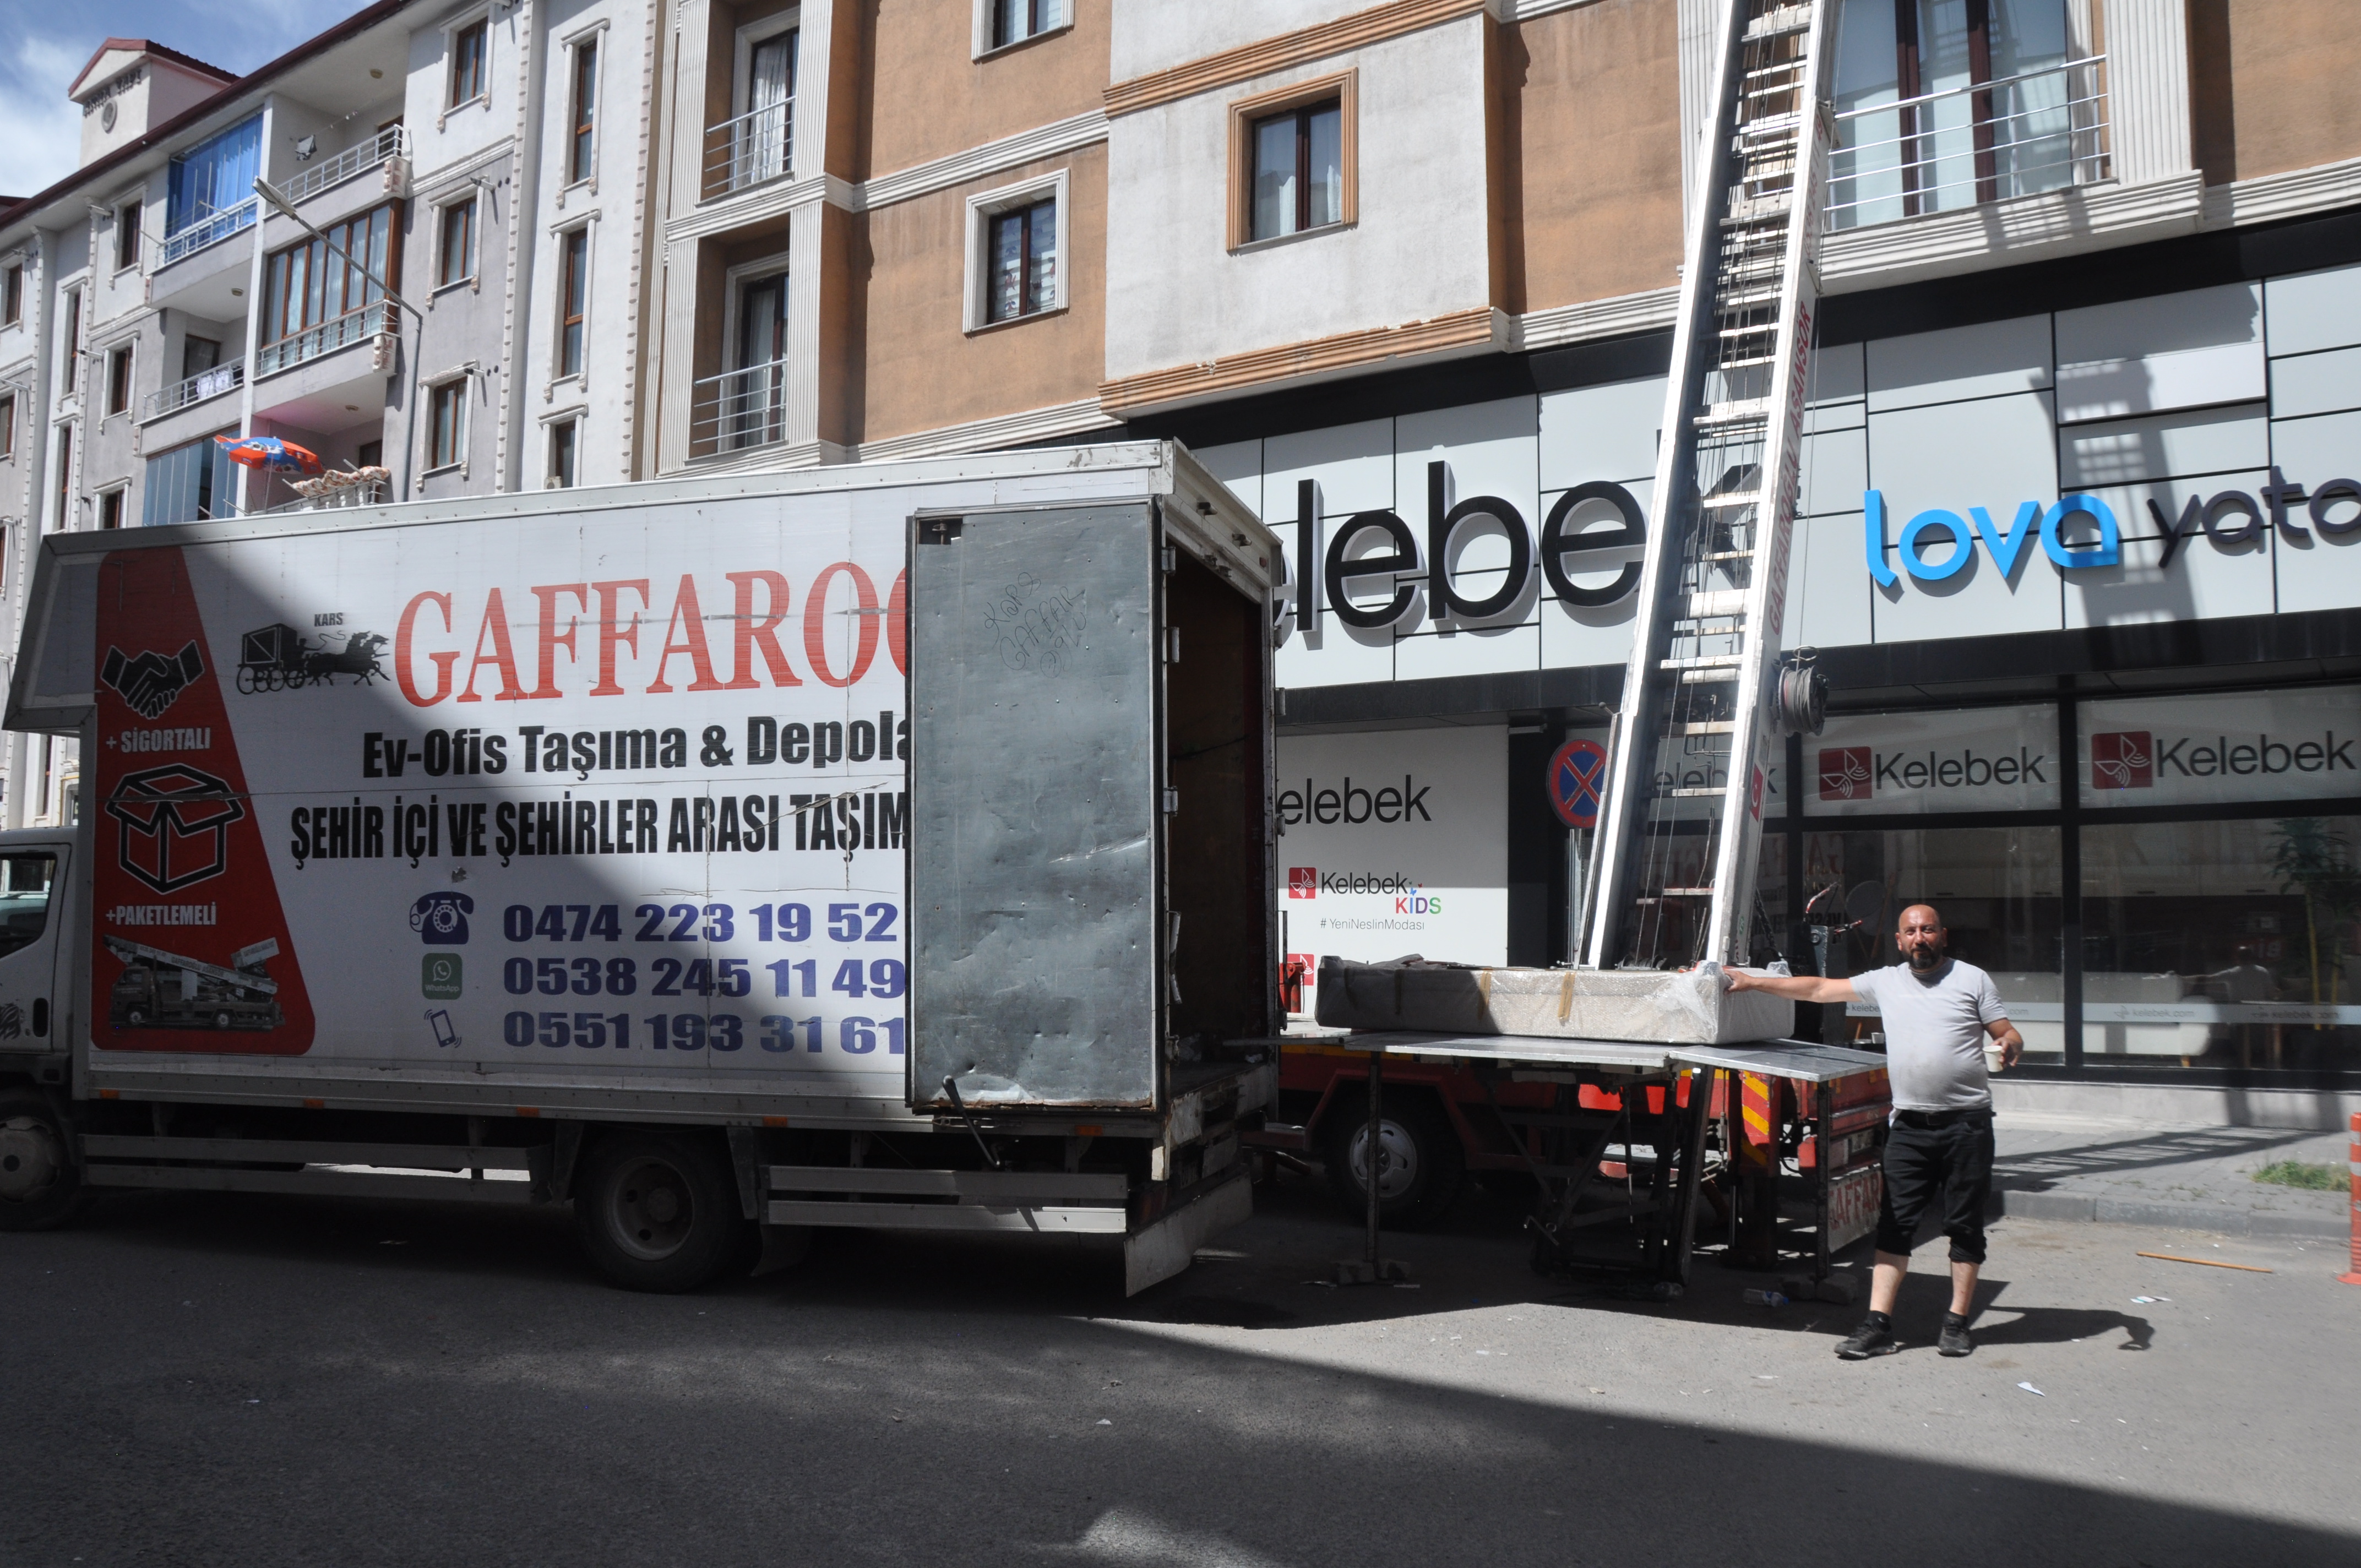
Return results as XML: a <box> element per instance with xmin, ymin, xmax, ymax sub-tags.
<box><xmin>88</xmin><ymin>500</ymin><xmax>910</xmax><ymax>1099</ymax></box>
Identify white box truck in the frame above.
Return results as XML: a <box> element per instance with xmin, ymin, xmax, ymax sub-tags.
<box><xmin>0</xmin><ymin>443</ymin><xmax>1282</xmax><ymax>1294</ymax></box>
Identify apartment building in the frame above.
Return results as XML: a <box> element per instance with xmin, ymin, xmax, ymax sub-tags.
<box><xmin>0</xmin><ymin>0</ymin><xmax>659</xmax><ymax>825</ymax></box>
<box><xmin>3</xmin><ymin>0</ymin><xmax>2356</xmax><ymax>1101</ymax></box>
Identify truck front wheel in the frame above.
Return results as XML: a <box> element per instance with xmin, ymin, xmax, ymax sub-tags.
<box><xmin>0</xmin><ymin>1092</ymin><xmax>91</xmax><ymax>1232</ymax></box>
<box><xmin>1321</xmin><ymin>1092</ymin><xmax>1465</xmax><ymax>1229</ymax></box>
<box><xmin>574</xmin><ymin>1132</ymin><xmax>745</xmax><ymax>1293</ymax></box>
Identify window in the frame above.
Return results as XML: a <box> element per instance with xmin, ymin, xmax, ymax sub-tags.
<box><xmin>438</xmin><ymin>197</ymin><xmax>477</xmax><ymax>288</ymax></box>
<box><xmin>264</xmin><ymin>205</ymin><xmax>394</xmax><ymax>342</ymax></box>
<box><xmin>568</xmin><ymin>38</ymin><xmax>598</xmax><ymax>184</ymax></box>
<box><xmin>142</xmin><ymin>429</ymin><xmax>239</xmax><ymax>525</ymax></box>
<box><xmin>450</xmin><ymin>19</ymin><xmax>489</xmax><ymax>108</ymax></box>
<box><xmin>1228</xmin><ymin>75</ymin><xmax>1356</xmax><ymax>249</ymax></box>
<box><xmin>53</xmin><ymin>425</ymin><xmax>72</xmax><ymax>527</ymax></box>
<box><xmin>987</xmin><ymin>0</ymin><xmax>1067</xmax><ymax>52</ymax></box>
<box><xmin>60</xmin><ymin>288</ymin><xmax>80</xmax><ymax>393</ymax></box>
<box><xmin>1829</xmin><ymin>0</ymin><xmax>2088</xmax><ymax>229</ymax></box>
<box><xmin>165</xmin><ymin>116</ymin><xmax>262</xmax><ymax>238</ymax></box>
<box><xmin>106</xmin><ymin>345</ymin><xmax>133</xmax><ymax>417</ymax></box>
<box><xmin>0</xmin><ymin>395</ymin><xmax>13</xmax><ymax>461</ymax></box>
<box><xmin>727</xmin><ymin>29</ymin><xmax>796</xmax><ymax>189</ymax></box>
<box><xmin>0</xmin><ymin>853</ymin><xmax>57</xmax><ymax>959</ymax></box>
<box><xmin>182</xmin><ymin>335</ymin><xmax>220</xmax><ymax>381</ymax></box>
<box><xmin>987</xmin><ymin>199</ymin><xmax>1056</xmax><ymax>324</ymax></box>
<box><xmin>98</xmin><ymin>488</ymin><xmax>124</xmax><ymax>530</ymax></box>
<box><xmin>547</xmin><ymin>417</ymin><xmax>578</xmax><ymax>488</ymax></box>
<box><xmin>428</xmin><ymin>380</ymin><xmax>466</xmax><ymax>470</ymax></box>
<box><xmin>713</xmin><ymin>270</ymin><xmax>788</xmax><ymax>450</ymax></box>
<box><xmin>557</xmin><ymin>227</ymin><xmax>589</xmax><ymax>377</ymax></box>
<box><xmin>115</xmin><ymin>201</ymin><xmax>142</xmax><ymax>271</ymax></box>
<box><xmin>356</xmin><ymin>439</ymin><xmax>383</xmax><ymax>471</ymax></box>
<box><xmin>2</xmin><ymin>264</ymin><xmax>19</xmax><ymax>325</ymax></box>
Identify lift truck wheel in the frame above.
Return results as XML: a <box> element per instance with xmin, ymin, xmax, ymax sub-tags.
<box><xmin>574</xmin><ymin>1130</ymin><xmax>746</xmax><ymax>1293</ymax></box>
<box><xmin>1321</xmin><ymin>1091</ymin><xmax>1465</xmax><ymax>1229</ymax></box>
<box><xmin>0</xmin><ymin>1091</ymin><xmax>93</xmax><ymax>1232</ymax></box>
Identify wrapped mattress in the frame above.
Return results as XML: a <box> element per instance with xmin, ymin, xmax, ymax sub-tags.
<box><xmin>1313</xmin><ymin>956</ymin><xmax>1794</xmax><ymax>1047</ymax></box>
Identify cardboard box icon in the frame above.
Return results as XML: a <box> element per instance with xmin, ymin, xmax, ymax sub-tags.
<box><xmin>104</xmin><ymin>763</ymin><xmax>248</xmax><ymax>894</ymax></box>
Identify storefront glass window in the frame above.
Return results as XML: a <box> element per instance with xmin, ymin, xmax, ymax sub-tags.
<box><xmin>2082</xmin><ymin>818</ymin><xmax>2359</xmax><ymax>1074</ymax></box>
<box><xmin>1797</xmin><ymin>825</ymin><xmax>2064</xmax><ymax>1061</ymax></box>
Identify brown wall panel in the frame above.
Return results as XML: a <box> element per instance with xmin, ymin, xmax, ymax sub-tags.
<box><xmin>1510</xmin><ymin>0</ymin><xmax>1683</xmax><ymax>312</ymax></box>
<box><xmin>856</xmin><ymin>0</ymin><xmax>1110</xmax><ymax>179</ymax></box>
<box><xmin>858</xmin><ymin>146</ymin><xmax>1106</xmax><ymax>444</ymax></box>
<box><xmin>2188</xmin><ymin>0</ymin><xmax>2361</xmax><ymax>185</ymax></box>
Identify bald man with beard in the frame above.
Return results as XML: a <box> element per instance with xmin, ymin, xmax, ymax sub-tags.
<box><xmin>1729</xmin><ymin>904</ymin><xmax>2023</xmax><ymax>1359</ymax></box>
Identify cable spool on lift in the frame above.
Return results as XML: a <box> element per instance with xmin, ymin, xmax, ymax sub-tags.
<box><xmin>1776</xmin><ymin>650</ymin><xmax>1826</xmax><ymax>736</ymax></box>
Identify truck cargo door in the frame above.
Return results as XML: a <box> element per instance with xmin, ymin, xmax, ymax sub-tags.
<box><xmin>906</xmin><ymin>504</ymin><xmax>1160</xmax><ymax>1110</ymax></box>
<box><xmin>0</xmin><ymin>847</ymin><xmax>69</xmax><ymax>1055</ymax></box>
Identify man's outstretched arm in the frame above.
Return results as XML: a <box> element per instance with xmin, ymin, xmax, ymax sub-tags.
<box><xmin>1726</xmin><ymin>970</ymin><xmax>1860</xmax><ymax>1006</ymax></box>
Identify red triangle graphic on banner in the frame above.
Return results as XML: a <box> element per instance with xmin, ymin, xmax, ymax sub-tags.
<box><xmin>92</xmin><ymin>547</ymin><xmax>315</xmax><ymax>1055</ymax></box>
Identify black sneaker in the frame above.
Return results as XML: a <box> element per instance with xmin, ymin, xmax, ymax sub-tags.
<box><xmin>1835</xmin><ymin>1319</ymin><xmax>1899</xmax><ymax>1359</ymax></box>
<box><xmin>1938</xmin><ymin>1314</ymin><xmax>1973</xmax><ymax>1357</ymax></box>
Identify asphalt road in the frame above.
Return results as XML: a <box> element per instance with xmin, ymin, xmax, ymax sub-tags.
<box><xmin>4</xmin><ymin>1173</ymin><xmax>2355</xmax><ymax>1568</ymax></box>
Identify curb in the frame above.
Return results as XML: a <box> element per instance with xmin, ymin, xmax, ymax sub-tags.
<box><xmin>1995</xmin><ymin>1187</ymin><xmax>2348</xmax><ymax>1239</ymax></box>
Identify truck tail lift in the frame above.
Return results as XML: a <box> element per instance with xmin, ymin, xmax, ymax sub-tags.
<box><xmin>1282</xmin><ymin>0</ymin><xmax>1891</xmax><ymax>1298</ymax></box>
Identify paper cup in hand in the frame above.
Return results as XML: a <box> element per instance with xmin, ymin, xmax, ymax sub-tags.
<box><xmin>1984</xmin><ymin>1043</ymin><xmax>2006</xmax><ymax>1074</ymax></box>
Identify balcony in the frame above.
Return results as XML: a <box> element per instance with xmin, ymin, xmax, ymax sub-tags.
<box><xmin>1827</xmin><ymin>56</ymin><xmax>2109</xmax><ymax>231</ymax></box>
<box><xmin>690</xmin><ymin>356</ymin><xmax>789</xmax><ymax>458</ymax></box>
<box><xmin>256</xmin><ymin>303</ymin><xmax>395</xmax><ymax>378</ymax></box>
<box><xmin>158</xmin><ymin>199</ymin><xmax>258</xmax><ymax>267</ymax></box>
<box><xmin>264</xmin><ymin>470</ymin><xmax>390</xmax><ymax>514</ymax></box>
<box><xmin>704</xmin><ymin>99</ymin><xmax>792</xmax><ymax>199</ymax></box>
<box><xmin>141</xmin><ymin>362</ymin><xmax>244</xmax><ymax>423</ymax></box>
<box><xmin>278</xmin><ymin>124</ymin><xmax>410</xmax><ymax>207</ymax></box>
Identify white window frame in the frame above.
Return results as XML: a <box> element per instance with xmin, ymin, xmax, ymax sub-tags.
<box><xmin>112</xmin><ymin>197</ymin><xmax>145</xmax><ymax>275</ymax></box>
<box><xmin>732</xmin><ymin>9</ymin><xmax>802</xmax><ymax>121</ymax></box>
<box><xmin>972</xmin><ymin>0</ymin><xmax>1070</xmax><ymax>61</ymax></box>
<box><xmin>441</xmin><ymin>9</ymin><xmax>494</xmax><ymax>125</ymax></box>
<box><xmin>558</xmin><ymin>19</ymin><xmax>611</xmax><ymax>197</ymax></box>
<box><xmin>550</xmin><ymin>216</ymin><xmax>596</xmax><ymax>388</ymax></box>
<box><xmin>57</xmin><ymin>281</ymin><xmax>86</xmax><ymax>399</ymax></box>
<box><xmin>720</xmin><ymin>255</ymin><xmax>793</xmax><ymax>374</ymax></box>
<box><xmin>422</xmin><ymin>369</ymin><xmax>475</xmax><ymax>477</ymax></box>
<box><xmin>541</xmin><ymin>406</ymin><xmax>584</xmax><ymax>488</ymax></box>
<box><xmin>962</xmin><ymin>168</ymin><xmax>1068</xmax><ymax>335</ymax></box>
<box><xmin>96</xmin><ymin>482</ymin><xmax>130</xmax><ymax>530</ymax></box>
<box><xmin>99</xmin><ymin>337</ymin><xmax>135</xmax><ymax>421</ymax></box>
<box><xmin>433</xmin><ymin>190</ymin><xmax>483</xmax><ymax>294</ymax></box>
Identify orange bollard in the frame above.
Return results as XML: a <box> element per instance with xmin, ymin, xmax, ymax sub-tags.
<box><xmin>2342</xmin><ymin>1112</ymin><xmax>2361</xmax><ymax>1287</ymax></box>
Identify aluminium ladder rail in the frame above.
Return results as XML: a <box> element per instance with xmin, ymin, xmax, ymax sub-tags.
<box><xmin>1579</xmin><ymin>0</ymin><xmax>1836</xmax><ymax>971</ymax></box>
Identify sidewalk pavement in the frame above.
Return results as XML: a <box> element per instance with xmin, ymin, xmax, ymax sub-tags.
<box><xmin>1991</xmin><ymin>1111</ymin><xmax>2354</xmax><ymax>1239</ymax></box>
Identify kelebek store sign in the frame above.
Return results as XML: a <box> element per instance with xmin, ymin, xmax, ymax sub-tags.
<box><xmin>1806</xmin><ymin>707</ymin><xmax>2059</xmax><ymax>815</ymax></box>
<box><xmin>2080</xmin><ymin>687</ymin><xmax>2361</xmax><ymax>807</ymax></box>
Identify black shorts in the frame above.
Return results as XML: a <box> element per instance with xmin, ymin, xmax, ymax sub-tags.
<box><xmin>1875</xmin><ymin>1109</ymin><xmax>1996</xmax><ymax>1265</ymax></box>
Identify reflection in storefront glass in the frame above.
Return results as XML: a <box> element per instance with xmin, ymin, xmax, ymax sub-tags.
<box><xmin>2082</xmin><ymin>818</ymin><xmax>2359</xmax><ymax>1073</ymax></box>
<box><xmin>1790</xmin><ymin>826</ymin><xmax>2064</xmax><ymax>1060</ymax></box>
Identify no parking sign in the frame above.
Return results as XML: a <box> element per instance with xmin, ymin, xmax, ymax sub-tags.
<box><xmin>1548</xmin><ymin>738</ymin><xmax>1607</xmax><ymax>829</ymax></box>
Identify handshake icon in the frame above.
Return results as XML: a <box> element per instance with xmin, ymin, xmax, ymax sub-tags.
<box><xmin>101</xmin><ymin>641</ymin><xmax>207</xmax><ymax>720</ymax></box>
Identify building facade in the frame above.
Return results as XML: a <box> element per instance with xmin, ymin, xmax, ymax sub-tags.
<box><xmin>3</xmin><ymin>0</ymin><xmax>2357</xmax><ymax>1103</ymax></box>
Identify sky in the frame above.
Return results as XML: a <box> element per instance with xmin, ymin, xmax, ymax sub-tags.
<box><xmin>0</xmin><ymin>0</ymin><xmax>379</xmax><ymax>201</ymax></box>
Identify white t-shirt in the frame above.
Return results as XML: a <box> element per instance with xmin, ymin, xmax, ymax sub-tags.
<box><xmin>1852</xmin><ymin>958</ymin><xmax>2008</xmax><ymax>1112</ymax></box>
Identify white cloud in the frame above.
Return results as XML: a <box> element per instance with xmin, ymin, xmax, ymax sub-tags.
<box><xmin>0</xmin><ymin>36</ymin><xmax>87</xmax><ymax>200</ymax></box>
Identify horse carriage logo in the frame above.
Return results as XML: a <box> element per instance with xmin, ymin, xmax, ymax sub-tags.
<box><xmin>235</xmin><ymin>623</ymin><xmax>388</xmax><ymax>694</ymax></box>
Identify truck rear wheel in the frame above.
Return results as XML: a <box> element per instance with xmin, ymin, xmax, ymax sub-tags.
<box><xmin>574</xmin><ymin>1131</ymin><xmax>745</xmax><ymax>1293</ymax></box>
<box><xmin>1322</xmin><ymin>1092</ymin><xmax>1464</xmax><ymax>1229</ymax></box>
<box><xmin>0</xmin><ymin>1092</ymin><xmax>91</xmax><ymax>1232</ymax></box>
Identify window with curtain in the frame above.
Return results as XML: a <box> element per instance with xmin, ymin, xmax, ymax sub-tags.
<box><xmin>990</xmin><ymin>0</ymin><xmax>1067</xmax><ymax>51</ymax></box>
<box><xmin>450</xmin><ymin>19</ymin><xmax>489</xmax><ymax>107</ymax></box>
<box><xmin>569</xmin><ymin>38</ymin><xmax>598</xmax><ymax>184</ymax></box>
<box><xmin>985</xmin><ymin>198</ymin><xmax>1057</xmax><ymax>324</ymax></box>
<box><xmin>1829</xmin><ymin>0</ymin><xmax>2082</xmax><ymax>230</ymax></box>
<box><xmin>548</xmin><ymin>418</ymin><xmax>578</xmax><ymax>488</ymax></box>
<box><xmin>429</xmin><ymin>382</ymin><xmax>466</xmax><ymax>470</ymax></box>
<box><xmin>742</xmin><ymin>31</ymin><xmax>796</xmax><ymax>185</ymax></box>
<box><xmin>558</xmin><ymin>227</ymin><xmax>589</xmax><ymax>377</ymax></box>
<box><xmin>263</xmin><ymin>205</ymin><xmax>394</xmax><ymax>344</ymax></box>
<box><xmin>1251</xmin><ymin>100</ymin><xmax>1344</xmax><ymax>241</ymax></box>
<box><xmin>165</xmin><ymin>116</ymin><xmax>262</xmax><ymax>237</ymax></box>
<box><xmin>438</xmin><ymin>197</ymin><xmax>476</xmax><ymax>287</ymax></box>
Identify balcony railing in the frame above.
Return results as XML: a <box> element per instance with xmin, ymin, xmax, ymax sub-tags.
<box><xmin>265</xmin><ymin>470</ymin><xmax>390</xmax><ymax>514</ymax></box>
<box><xmin>158</xmin><ymin>198</ymin><xmax>258</xmax><ymax>266</ymax></box>
<box><xmin>278</xmin><ymin>124</ymin><xmax>411</xmax><ymax>207</ymax></box>
<box><xmin>255</xmin><ymin>302</ymin><xmax>395</xmax><ymax>378</ymax></box>
<box><xmin>704</xmin><ymin>99</ymin><xmax>793</xmax><ymax>198</ymax></box>
<box><xmin>140</xmin><ymin>361</ymin><xmax>245</xmax><ymax>422</ymax></box>
<box><xmin>691</xmin><ymin>356</ymin><xmax>790</xmax><ymax>456</ymax></box>
<box><xmin>1827</xmin><ymin>56</ymin><xmax>2108</xmax><ymax>230</ymax></box>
